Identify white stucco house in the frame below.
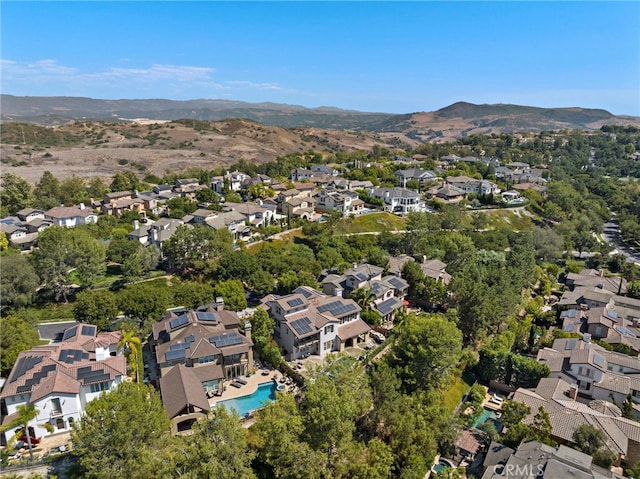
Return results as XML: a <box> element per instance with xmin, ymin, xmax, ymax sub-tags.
<box><xmin>0</xmin><ymin>324</ymin><xmax>125</xmax><ymax>443</ymax></box>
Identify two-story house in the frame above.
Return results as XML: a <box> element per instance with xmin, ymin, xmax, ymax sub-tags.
<box><xmin>151</xmin><ymin>304</ymin><xmax>253</xmax><ymax>433</ymax></box>
<box><xmin>367</xmin><ymin>187</ymin><xmax>427</xmax><ymax>215</ymax></box>
<box><xmin>264</xmin><ymin>287</ymin><xmax>370</xmax><ymax>361</ymax></box>
<box><xmin>44</xmin><ymin>204</ymin><xmax>98</xmax><ymax>228</ymax></box>
<box><xmin>0</xmin><ymin>324</ymin><xmax>124</xmax><ymax>443</ymax></box>
<box><xmin>394</xmin><ymin>168</ymin><xmax>437</xmax><ymax>188</ymax></box>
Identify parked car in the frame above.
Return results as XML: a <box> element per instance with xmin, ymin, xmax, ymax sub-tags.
<box><xmin>18</xmin><ymin>435</ymin><xmax>40</xmax><ymax>445</ymax></box>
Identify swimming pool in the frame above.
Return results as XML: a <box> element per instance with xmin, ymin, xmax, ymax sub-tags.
<box><xmin>472</xmin><ymin>407</ymin><xmax>503</xmax><ymax>431</ymax></box>
<box><xmin>215</xmin><ymin>381</ymin><xmax>277</xmax><ymax>417</ymax></box>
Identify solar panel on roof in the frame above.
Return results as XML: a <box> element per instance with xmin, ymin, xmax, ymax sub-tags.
<box><xmin>609</xmin><ymin>311</ymin><xmax>619</xmax><ymax>319</ymax></box>
<box><xmin>165</xmin><ymin>349</ymin><xmax>187</xmax><ymax>361</ymax></box>
<box><xmin>81</xmin><ymin>325</ymin><xmax>96</xmax><ymax>336</ymax></box>
<box><xmin>62</xmin><ymin>326</ymin><xmax>78</xmax><ymax>341</ymax></box>
<box><xmin>287</xmin><ymin>297</ymin><xmax>304</xmax><ymax>307</ymax></box>
<box><xmin>196</xmin><ymin>312</ymin><xmax>218</xmax><ymax>322</ymax></box>
<box><xmin>169</xmin><ymin>315</ymin><xmax>189</xmax><ymax>330</ymax></box>
<box><xmin>185</xmin><ymin>335</ymin><xmax>195</xmax><ymax>343</ymax></box>
<box><xmin>170</xmin><ymin>342</ymin><xmax>191</xmax><ymax>351</ymax></box>
<box><xmin>317</xmin><ymin>301</ymin><xmax>341</xmax><ymax>314</ymax></box>
<box><xmin>562</xmin><ymin>324</ymin><xmax>576</xmax><ymax>332</ymax></box>
<box><xmin>565</xmin><ymin>339</ymin><xmax>577</xmax><ymax>350</ymax></box>
<box><xmin>209</xmin><ymin>332</ymin><xmax>243</xmax><ymax>348</ymax></box>
<box><xmin>291</xmin><ymin>317</ymin><xmax>313</xmax><ymax>335</ymax></box>
<box><xmin>377</xmin><ymin>298</ymin><xmax>400</xmax><ymax>316</ymax></box>
<box><xmin>10</xmin><ymin>356</ymin><xmax>43</xmax><ymax>383</ymax></box>
<box><xmin>616</xmin><ymin>326</ymin><xmax>637</xmax><ymax>338</ymax></box>
<box><xmin>593</xmin><ymin>354</ymin><xmax>606</xmax><ymax>368</ymax></box>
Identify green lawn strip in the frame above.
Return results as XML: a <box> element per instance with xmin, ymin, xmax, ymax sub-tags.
<box><xmin>442</xmin><ymin>371</ymin><xmax>475</xmax><ymax>414</ymax></box>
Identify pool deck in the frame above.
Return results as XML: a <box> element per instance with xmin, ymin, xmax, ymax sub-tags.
<box><xmin>208</xmin><ymin>368</ymin><xmax>286</xmax><ymax>409</ymax></box>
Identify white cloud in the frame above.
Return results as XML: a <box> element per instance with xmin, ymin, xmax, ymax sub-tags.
<box><xmin>225</xmin><ymin>80</ymin><xmax>284</xmax><ymax>91</ymax></box>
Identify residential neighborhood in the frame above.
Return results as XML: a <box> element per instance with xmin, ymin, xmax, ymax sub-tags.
<box><xmin>1</xmin><ymin>125</ymin><xmax>640</xmax><ymax>479</ymax></box>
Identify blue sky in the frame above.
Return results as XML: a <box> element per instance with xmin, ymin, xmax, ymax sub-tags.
<box><xmin>2</xmin><ymin>1</ymin><xmax>639</xmax><ymax>115</ymax></box>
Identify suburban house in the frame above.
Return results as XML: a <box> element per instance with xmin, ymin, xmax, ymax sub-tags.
<box><xmin>222</xmin><ymin>202</ymin><xmax>275</xmax><ymax>229</ymax></box>
<box><xmin>280</xmin><ymin>196</ymin><xmax>316</xmax><ymax>220</ymax></box>
<box><xmin>425</xmin><ymin>183</ymin><xmax>467</xmax><ymax>203</ymax></box>
<box><xmin>226</xmin><ymin>171</ymin><xmax>250</xmax><ymax>191</ymax></box>
<box><xmin>511</xmin><ymin>376</ymin><xmax>640</xmax><ymax>467</ymax></box>
<box><xmin>44</xmin><ymin>204</ymin><xmax>98</xmax><ymax>228</ymax></box>
<box><xmin>329</xmin><ymin>179</ymin><xmax>374</xmax><ymax>191</ymax></box>
<box><xmin>100</xmin><ymin>191</ymin><xmax>146</xmax><ymax>217</ymax></box>
<box><xmin>174</xmin><ymin>178</ymin><xmax>206</xmax><ymax>200</ymax></box>
<box><xmin>263</xmin><ymin>286</ymin><xmax>370</xmax><ymax>360</ymax></box>
<box><xmin>394</xmin><ymin>168</ymin><xmax>437</xmax><ymax>188</ymax></box>
<box><xmin>481</xmin><ymin>439</ymin><xmax>623</xmax><ymax>479</ymax></box>
<box><xmin>367</xmin><ymin>187</ymin><xmax>427</xmax><ymax>215</ymax></box>
<box><xmin>204</xmin><ymin>210</ymin><xmax>252</xmax><ymax>242</ymax></box>
<box><xmin>537</xmin><ymin>337</ymin><xmax>640</xmax><ymax>403</ymax></box>
<box><xmin>444</xmin><ymin>176</ymin><xmax>500</xmax><ymax>196</ymax></box>
<box><xmin>128</xmin><ymin>218</ymin><xmax>184</xmax><ymax>250</ymax></box>
<box><xmin>151</xmin><ymin>304</ymin><xmax>253</xmax><ymax>433</ymax></box>
<box><xmin>560</xmin><ymin>306</ymin><xmax>640</xmax><ymax>354</ymax></box>
<box><xmin>314</xmin><ymin>188</ymin><xmax>358</xmax><ymax>215</ymax></box>
<box><xmin>321</xmin><ymin>263</ymin><xmax>408</xmax><ymax>322</ymax></box>
<box><xmin>0</xmin><ymin>324</ymin><xmax>125</xmax><ymax>443</ymax></box>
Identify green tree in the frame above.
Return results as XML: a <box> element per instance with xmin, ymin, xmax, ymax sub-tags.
<box><xmin>110</xmin><ymin>171</ymin><xmax>141</xmax><ymax>193</ymax></box>
<box><xmin>163</xmin><ymin>225</ymin><xmax>233</xmax><ymax>276</ymax></box>
<box><xmin>572</xmin><ymin>424</ymin><xmax>606</xmax><ymax>455</ymax></box>
<box><xmin>248</xmin><ymin>269</ymin><xmax>275</xmax><ymax>296</ymax></box>
<box><xmin>0</xmin><ymin>253</ymin><xmax>39</xmax><ymax>308</ymax></box>
<box><xmin>86</xmin><ymin>177</ymin><xmax>109</xmax><ymax>200</ymax></box>
<box><xmin>501</xmin><ymin>400</ymin><xmax>533</xmax><ymax>448</ymax></box>
<box><xmin>121</xmin><ymin>244</ymin><xmax>161</xmax><ymax>281</ymax></box>
<box><xmin>213</xmin><ymin>279</ymin><xmax>247</xmax><ymax>311</ymax></box>
<box><xmin>186</xmin><ymin>406</ymin><xmax>256</xmax><ymax>478</ymax></box>
<box><xmin>391</xmin><ymin>314</ymin><xmax>463</xmax><ymax>391</ymax></box>
<box><xmin>32</xmin><ymin>227</ymin><xmax>106</xmax><ymax>300</ymax></box>
<box><xmin>0</xmin><ymin>316</ymin><xmax>43</xmax><ymax>377</ymax></box>
<box><xmin>117</xmin><ymin>331</ymin><xmax>142</xmax><ymax>382</ymax></box>
<box><xmin>73</xmin><ymin>289</ymin><xmax>119</xmax><ymax>330</ymax></box>
<box><xmin>170</xmin><ymin>280</ymin><xmax>216</xmax><ymax>310</ymax></box>
<box><xmin>118</xmin><ymin>281</ymin><xmax>170</xmax><ymax>332</ymax></box>
<box><xmin>33</xmin><ymin>170</ymin><xmax>62</xmax><ymax>209</ymax></box>
<box><xmin>252</xmin><ymin>394</ymin><xmax>324</xmax><ymax>479</ymax></box>
<box><xmin>71</xmin><ymin>382</ymin><xmax>170</xmax><ymax>479</ymax></box>
<box><xmin>531</xmin><ymin>406</ymin><xmax>553</xmax><ymax>445</ymax></box>
<box><xmin>60</xmin><ymin>175</ymin><xmax>89</xmax><ymax>205</ymax></box>
<box><xmin>0</xmin><ymin>173</ymin><xmax>33</xmax><ymax>216</ymax></box>
<box><xmin>0</xmin><ymin>403</ymin><xmax>39</xmax><ymax>461</ymax></box>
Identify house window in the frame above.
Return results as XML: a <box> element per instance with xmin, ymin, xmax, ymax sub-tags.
<box><xmin>55</xmin><ymin>418</ymin><xmax>65</xmax><ymax>430</ymax></box>
<box><xmin>324</xmin><ymin>325</ymin><xmax>334</xmax><ymax>334</ymax></box>
<box><xmin>51</xmin><ymin>398</ymin><xmax>62</xmax><ymax>415</ymax></box>
<box><xmin>90</xmin><ymin>381</ymin><xmax>111</xmax><ymax>393</ymax></box>
<box><xmin>324</xmin><ymin>341</ymin><xmax>332</xmax><ymax>351</ymax></box>
<box><xmin>586</xmin><ymin>382</ymin><xmax>591</xmax><ymax>391</ymax></box>
<box><xmin>595</xmin><ymin>326</ymin><xmax>603</xmax><ymax>336</ymax></box>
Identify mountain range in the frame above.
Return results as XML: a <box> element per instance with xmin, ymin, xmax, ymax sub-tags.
<box><xmin>2</xmin><ymin>95</ymin><xmax>639</xmax><ymax>142</ymax></box>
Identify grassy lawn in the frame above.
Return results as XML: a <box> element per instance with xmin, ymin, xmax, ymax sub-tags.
<box><xmin>15</xmin><ymin>302</ymin><xmax>76</xmax><ymax>324</ymax></box>
<box><xmin>334</xmin><ymin>212</ymin><xmax>407</xmax><ymax>235</ymax></box>
<box><xmin>442</xmin><ymin>371</ymin><xmax>475</xmax><ymax>414</ymax></box>
<box><xmin>245</xmin><ymin>228</ymin><xmax>306</xmax><ymax>254</ymax></box>
<box><xmin>473</xmin><ymin>208</ymin><xmax>537</xmax><ymax>231</ymax></box>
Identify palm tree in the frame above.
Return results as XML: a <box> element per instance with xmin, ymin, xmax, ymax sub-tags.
<box><xmin>0</xmin><ymin>403</ymin><xmax>39</xmax><ymax>461</ymax></box>
<box><xmin>350</xmin><ymin>286</ymin><xmax>376</xmax><ymax>311</ymax></box>
<box><xmin>118</xmin><ymin>331</ymin><xmax>142</xmax><ymax>383</ymax></box>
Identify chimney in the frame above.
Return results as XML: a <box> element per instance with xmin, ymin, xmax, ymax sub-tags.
<box><xmin>243</xmin><ymin>320</ymin><xmax>254</xmax><ymax>369</ymax></box>
<box><xmin>583</xmin><ymin>333</ymin><xmax>591</xmax><ymax>343</ymax></box>
<box><xmin>569</xmin><ymin>384</ymin><xmax>579</xmax><ymax>400</ymax></box>
<box><xmin>79</xmin><ymin>203</ymin><xmax>85</xmax><ymax>210</ymax></box>
<box><xmin>215</xmin><ymin>296</ymin><xmax>225</xmax><ymax>311</ymax></box>
<box><xmin>133</xmin><ymin>220</ymin><xmax>139</xmax><ymax>230</ymax></box>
